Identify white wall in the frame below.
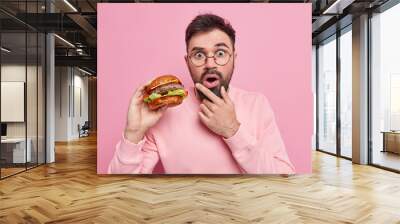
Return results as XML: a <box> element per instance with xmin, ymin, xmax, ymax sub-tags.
<box><xmin>72</xmin><ymin>73</ymin><xmax>89</xmax><ymax>138</ymax></box>
<box><xmin>55</xmin><ymin>66</ymin><xmax>69</xmax><ymax>141</ymax></box>
<box><xmin>1</xmin><ymin>82</ymin><xmax>25</xmax><ymax>122</ymax></box>
<box><xmin>55</xmin><ymin>67</ymin><xmax>89</xmax><ymax>141</ymax></box>
<box><xmin>1</xmin><ymin>65</ymin><xmax>26</xmax><ymax>134</ymax></box>
<box><xmin>312</xmin><ymin>45</ymin><xmax>316</xmax><ymax>150</ymax></box>
<box><xmin>1</xmin><ymin>65</ymin><xmax>42</xmax><ymax>137</ymax></box>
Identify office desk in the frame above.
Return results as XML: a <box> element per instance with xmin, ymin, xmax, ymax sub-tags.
<box><xmin>381</xmin><ymin>131</ymin><xmax>400</xmax><ymax>154</ymax></box>
<box><xmin>1</xmin><ymin>138</ymin><xmax>32</xmax><ymax>163</ymax></box>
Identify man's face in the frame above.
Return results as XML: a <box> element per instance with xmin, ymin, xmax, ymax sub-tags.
<box><xmin>185</xmin><ymin>29</ymin><xmax>236</xmax><ymax>101</ymax></box>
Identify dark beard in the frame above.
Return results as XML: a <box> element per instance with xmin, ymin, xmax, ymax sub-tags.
<box><xmin>196</xmin><ymin>68</ymin><xmax>229</xmax><ymax>102</ymax></box>
<box><xmin>197</xmin><ymin>83</ymin><xmax>229</xmax><ymax>102</ymax></box>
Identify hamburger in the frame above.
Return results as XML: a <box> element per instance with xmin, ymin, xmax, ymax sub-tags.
<box><xmin>143</xmin><ymin>75</ymin><xmax>188</xmax><ymax>110</ymax></box>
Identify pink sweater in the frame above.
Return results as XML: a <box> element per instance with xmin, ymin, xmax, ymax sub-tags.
<box><xmin>108</xmin><ymin>85</ymin><xmax>295</xmax><ymax>174</ymax></box>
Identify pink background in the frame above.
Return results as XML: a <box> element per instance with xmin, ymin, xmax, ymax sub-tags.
<box><xmin>97</xmin><ymin>3</ymin><xmax>312</xmax><ymax>174</ymax></box>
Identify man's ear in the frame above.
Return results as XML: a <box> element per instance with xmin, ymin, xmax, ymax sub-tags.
<box><xmin>184</xmin><ymin>55</ymin><xmax>190</xmax><ymax>66</ymax></box>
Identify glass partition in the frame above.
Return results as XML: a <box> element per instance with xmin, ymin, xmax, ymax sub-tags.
<box><xmin>0</xmin><ymin>1</ymin><xmax>46</xmax><ymax>179</ymax></box>
<box><xmin>1</xmin><ymin>30</ymin><xmax>28</xmax><ymax>177</ymax></box>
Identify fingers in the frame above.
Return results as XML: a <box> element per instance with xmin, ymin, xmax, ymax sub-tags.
<box><xmin>134</xmin><ymin>84</ymin><xmax>146</xmax><ymax>97</ymax></box>
<box><xmin>131</xmin><ymin>84</ymin><xmax>147</xmax><ymax>105</ymax></box>
<box><xmin>220</xmin><ymin>86</ymin><xmax>232</xmax><ymax>105</ymax></box>
<box><xmin>158</xmin><ymin>105</ymin><xmax>168</xmax><ymax>113</ymax></box>
<box><xmin>145</xmin><ymin>105</ymin><xmax>167</xmax><ymax>113</ymax></box>
<box><xmin>200</xmin><ymin>103</ymin><xmax>213</xmax><ymax>117</ymax></box>
<box><xmin>131</xmin><ymin>85</ymin><xmax>145</xmax><ymax>100</ymax></box>
<box><xmin>155</xmin><ymin>105</ymin><xmax>168</xmax><ymax>112</ymax></box>
<box><xmin>202</xmin><ymin>99</ymin><xmax>216</xmax><ymax>112</ymax></box>
<box><xmin>198</xmin><ymin>111</ymin><xmax>210</xmax><ymax>124</ymax></box>
<box><xmin>195</xmin><ymin>83</ymin><xmax>223</xmax><ymax>105</ymax></box>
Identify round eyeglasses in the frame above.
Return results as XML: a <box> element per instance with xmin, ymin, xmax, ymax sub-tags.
<box><xmin>189</xmin><ymin>49</ymin><xmax>232</xmax><ymax>67</ymax></box>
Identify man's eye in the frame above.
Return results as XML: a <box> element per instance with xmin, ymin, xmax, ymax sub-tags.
<box><xmin>194</xmin><ymin>52</ymin><xmax>205</xmax><ymax>59</ymax></box>
<box><xmin>215</xmin><ymin>50</ymin><xmax>226</xmax><ymax>57</ymax></box>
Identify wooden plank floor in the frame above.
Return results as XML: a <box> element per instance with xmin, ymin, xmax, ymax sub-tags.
<box><xmin>0</xmin><ymin>167</ymin><xmax>26</xmax><ymax>178</ymax></box>
<box><xmin>1</xmin><ymin>133</ymin><xmax>400</xmax><ymax>224</ymax></box>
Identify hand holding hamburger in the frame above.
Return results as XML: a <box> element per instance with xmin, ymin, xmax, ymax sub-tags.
<box><xmin>124</xmin><ymin>75</ymin><xmax>188</xmax><ymax>144</ymax></box>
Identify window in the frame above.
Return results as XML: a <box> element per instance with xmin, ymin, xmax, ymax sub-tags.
<box><xmin>371</xmin><ymin>2</ymin><xmax>400</xmax><ymax>171</ymax></box>
<box><xmin>340</xmin><ymin>27</ymin><xmax>352</xmax><ymax>158</ymax></box>
<box><xmin>317</xmin><ymin>35</ymin><xmax>337</xmax><ymax>154</ymax></box>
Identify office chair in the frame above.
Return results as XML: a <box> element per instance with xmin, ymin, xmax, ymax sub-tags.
<box><xmin>79</xmin><ymin>121</ymin><xmax>90</xmax><ymax>138</ymax></box>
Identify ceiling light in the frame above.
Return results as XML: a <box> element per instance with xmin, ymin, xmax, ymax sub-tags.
<box><xmin>78</xmin><ymin>67</ymin><xmax>93</xmax><ymax>76</ymax></box>
<box><xmin>54</xmin><ymin>34</ymin><xmax>75</xmax><ymax>48</ymax></box>
<box><xmin>323</xmin><ymin>0</ymin><xmax>341</xmax><ymax>14</ymax></box>
<box><xmin>1</xmin><ymin>47</ymin><xmax>11</xmax><ymax>53</ymax></box>
<box><xmin>322</xmin><ymin>0</ymin><xmax>355</xmax><ymax>15</ymax></box>
<box><xmin>63</xmin><ymin>0</ymin><xmax>78</xmax><ymax>12</ymax></box>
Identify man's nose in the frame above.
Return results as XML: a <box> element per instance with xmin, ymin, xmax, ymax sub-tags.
<box><xmin>204</xmin><ymin>56</ymin><xmax>217</xmax><ymax>68</ymax></box>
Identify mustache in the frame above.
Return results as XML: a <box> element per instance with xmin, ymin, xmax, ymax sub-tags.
<box><xmin>201</xmin><ymin>69</ymin><xmax>222</xmax><ymax>81</ymax></box>
<box><xmin>196</xmin><ymin>69</ymin><xmax>226</xmax><ymax>101</ymax></box>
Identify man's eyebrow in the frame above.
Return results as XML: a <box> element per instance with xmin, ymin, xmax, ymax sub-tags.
<box><xmin>215</xmin><ymin>43</ymin><xmax>230</xmax><ymax>49</ymax></box>
<box><xmin>190</xmin><ymin>47</ymin><xmax>204</xmax><ymax>52</ymax></box>
<box><xmin>190</xmin><ymin>43</ymin><xmax>230</xmax><ymax>52</ymax></box>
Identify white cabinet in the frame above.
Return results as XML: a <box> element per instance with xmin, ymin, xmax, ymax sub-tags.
<box><xmin>1</xmin><ymin>138</ymin><xmax>32</xmax><ymax>163</ymax></box>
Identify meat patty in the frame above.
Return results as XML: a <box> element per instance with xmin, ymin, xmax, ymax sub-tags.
<box><xmin>152</xmin><ymin>83</ymin><xmax>184</xmax><ymax>95</ymax></box>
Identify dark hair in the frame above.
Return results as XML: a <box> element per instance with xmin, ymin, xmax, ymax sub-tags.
<box><xmin>185</xmin><ymin>13</ymin><xmax>236</xmax><ymax>51</ymax></box>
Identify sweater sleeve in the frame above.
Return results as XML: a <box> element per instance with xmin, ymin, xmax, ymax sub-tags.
<box><xmin>223</xmin><ymin>95</ymin><xmax>295</xmax><ymax>174</ymax></box>
<box><xmin>107</xmin><ymin>132</ymin><xmax>160</xmax><ymax>174</ymax></box>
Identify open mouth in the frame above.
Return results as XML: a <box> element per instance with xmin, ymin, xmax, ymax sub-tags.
<box><xmin>202</xmin><ymin>73</ymin><xmax>220</xmax><ymax>89</ymax></box>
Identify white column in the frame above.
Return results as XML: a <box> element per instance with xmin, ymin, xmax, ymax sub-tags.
<box><xmin>352</xmin><ymin>14</ymin><xmax>369</xmax><ymax>164</ymax></box>
<box><xmin>46</xmin><ymin>1</ymin><xmax>55</xmax><ymax>163</ymax></box>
